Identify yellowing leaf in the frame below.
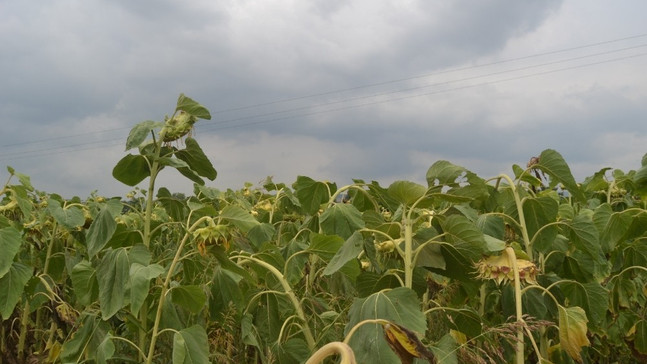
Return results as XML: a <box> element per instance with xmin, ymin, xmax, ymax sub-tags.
<box><xmin>382</xmin><ymin>322</ymin><xmax>435</xmax><ymax>364</ymax></box>
<box><xmin>558</xmin><ymin>305</ymin><xmax>590</xmax><ymax>363</ymax></box>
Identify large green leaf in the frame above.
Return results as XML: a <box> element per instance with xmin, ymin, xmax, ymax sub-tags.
<box><xmin>320</xmin><ymin>203</ymin><xmax>365</xmax><ymax>240</ymax></box>
<box><xmin>522</xmin><ymin>287</ymin><xmax>548</xmax><ymax>319</ymax></box>
<box><xmin>175</xmin><ymin>164</ymin><xmax>205</xmax><ymax>185</ymax></box>
<box><xmin>173</xmin><ymin>325</ymin><xmax>211</xmax><ymax>364</ymax></box>
<box><xmin>356</xmin><ymin>272</ymin><xmax>402</xmax><ymax>297</ymax></box>
<box><xmin>609</xmin><ymin>274</ymin><xmax>635</xmax><ymax>314</ymax></box>
<box><xmin>96</xmin><ymin>334</ymin><xmax>115</xmax><ymax>364</ymax></box>
<box><xmin>96</xmin><ymin>248</ymin><xmax>130</xmax><ymax>319</ymax></box>
<box><xmin>274</xmin><ymin>338</ymin><xmax>310</xmax><ymax>364</ymax></box>
<box><xmin>47</xmin><ymin>199</ymin><xmax>85</xmax><ymax>230</ymax></box>
<box><xmin>624</xmin><ymin>240</ymin><xmax>647</xmax><ymax>268</ymax></box>
<box><xmin>112</xmin><ymin>154</ymin><xmax>150</xmax><ymax>186</ymax></box>
<box><xmin>130</xmin><ymin>263</ymin><xmax>164</xmax><ymax>315</ymax></box>
<box><xmin>6</xmin><ymin>166</ymin><xmax>33</xmax><ymax>191</ymax></box>
<box><xmin>323</xmin><ymin>231</ymin><xmax>364</xmax><ymax>276</ymax></box>
<box><xmin>170</xmin><ymin>285</ymin><xmax>207</xmax><ymax>314</ymax></box>
<box><xmin>559</xmin><ymin>281</ymin><xmax>608</xmax><ymax>329</ymax></box>
<box><xmin>241</xmin><ymin>313</ymin><xmax>260</xmax><ymax>348</ymax></box>
<box><xmin>387</xmin><ymin>180</ymin><xmax>427</xmax><ymax>206</ymax></box>
<box><xmin>522</xmin><ymin>196</ymin><xmax>558</xmax><ymax>253</ymax></box>
<box><xmin>247</xmin><ymin>223</ymin><xmax>276</xmax><ymax>248</ymax></box>
<box><xmin>582</xmin><ymin>167</ymin><xmax>612</xmax><ymax>193</ymax></box>
<box><xmin>439</xmin><ymin>214</ymin><xmax>487</xmax><ymax>261</ymax></box>
<box><xmin>86</xmin><ymin>207</ymin><xmax>117</xmax><ymax>258</ymax></box>
<box><xmin>175</xmin><ymin>94</ymin><xmax>211</xmax><ymax>120</ymax></box>
<box><xmin>0</xmin><ymin>262</ymin><xmax>32</xmax><ymax>320</ymax></box>
<box><xmin>413</xmin><ymin>228</ymin><xmax>446</xmax><ymax>269</ymax></box>
<box><xmin>594</xmin><ymin>204</ymin><xmax>632</xmax><ymax>252</ymax></box>
<box><xmin>426</xmin><ymin>160</ymin><xmax>488</xmax><ymax>200</ymax></box>
<box><xmin>70</xmin><ymin>260</ymin><xmax>99</xmax><ymax>306</ymax></box>
<box><xmin>209</xmin><ymin>267</ymin><xmax>244</xmax><ymax>318</ymax></box>
<box><xmin>157</xmin><ymin>187</ymin><xmax>187</xmax><ymax>222</ymax></box>
<box><xmin>561</xmin><ymin>253</ymin><xmax>595</xmax><ymax>282</ymax></box>
<box><xmin>558</xmin><ymin>305</ymin><xmax>590</xmax><ymax>362</ymax></box>
<box><xmin>254</xmin><ymin>292</ymin><xmax>284</xmax><ymax>344</ymax></box>
<box><xmin>430</xmin><ymin>334</ymin><xmax>458</xmax><ymax>364</ymax></box>
<box><xmin>635</xmin><ymin>153</ymin><xmax>647</xmax><ymax>194</ymax></box>
<box><xmin>220</xmin><ymin>205</ymin><xmax>260</xmax><ymax>232</ymax></box>
<box><xmin>211</xmin><ymin>245</ymin><xmax>255</xmax><ymax>284</ymax></box>
<box><xmin>10</xmin><ymin>185</ymin><xmax>32</xmax><ymax>218</ymax></box>
<box><xmin>175</xmin><ymin>138</ymin><xmax>217</xmax><ymax>180</ymax></box>
<box><xmin>60</xmin><ymin>314</ymin><xmax>111</xmax><ymax>364</ymax></box>
<box><xmin>476</xmin><ymin>214</ymin><xmax>505</xmax><ymax>240</ymax></box>
<box><xmin>307</xmin><ymin>233</ymin><xmax>345</xmax><ymax>262</ymax></box>
<box><xmin>0</xmin><ymin>227</ymin><xmax>21</xmax><ymax>279</ymax></box>
<box><xmin>129</xmin><ymin>244</ymin><xmax>152</xmax><ymax>265</ymax></box>
<box><xmin>293</xmin><ymin>176</ymin><xmax>330</xmax><ymax>215</ymax></box>
<box><xmin>567</xmin><ymin>214</ymin><xmax>605</xmax><ymax>269</ymax></box>
<box><xmin>535</xmin><ymin>149</ymin><xmax>585</xmax><ymax>202</ymax></box>
<box><xmin>634</xmin><ymin>320</ymin><xmax>647</xmax><ymax>355</ymax></box>
<box><xmin>159</xmin><ymin>156</ymin><xmax>190</xmax><ymax>169</ymax></box>
<box><xmin>443</xmin><ymin>307</ymin><xmax>483</xmax><ymax>338</ymax></box>
<box><xmin>345</xmin><ymin>287</ymin><xmax>427</xmax><ymax>364</ymax></box>
<box><xmin>125</xmin><ymin>120</ymin><xmax>160</xmax><ymax>150</ymax></box>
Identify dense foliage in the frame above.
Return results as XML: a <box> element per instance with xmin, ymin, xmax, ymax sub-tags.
<box><xmin>2</xmin><ymin>94</ymin><xmax>647</xmax><ymax>364</ymax></box>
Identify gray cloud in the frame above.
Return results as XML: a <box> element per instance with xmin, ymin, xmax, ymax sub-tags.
<box><xmin>1</xmin><ymin>0</ymin><xmax>646</xmax><ymax>197</ymax></box>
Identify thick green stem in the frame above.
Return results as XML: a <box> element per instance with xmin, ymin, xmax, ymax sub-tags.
<box><xmin>17</xmin><ymin>301</ymin><xmax>30</xmax><ymax>361</ymax></box>
<box><xmin>35</xmin><ymin>222</ymin><xmax>58</xmax><ymax>348</ymax></box>
<box><xmin>140</xmin><ymin>134</ymin><xmax>164</xmax><ymax>361</ymax></box>
<box><xmin>478</xmin><ymin>283</ymin><xmax>487</xmax><ymax>318</ymax></box>
<box><xmin>236</xmin><ymin>255</ymin><xmax>316</xmax><ymax>351</ymax></box>
<box><xmin>1</xmin><ymin>323</ymin><xmax>5</xmax><ymax>364</ymax></box>
<box><xmin>143</xmin><ymin>162</ymin><xmax>160</xmax><ymax>249</ymax></box>
<box><xmin>497</xmin><ymin>174</ymin><xmax>533</xmax><ymax>260</ymax></box>
<box><xmin>403</xmin><ymin>216</ymin><xmax>414</xmax><ymax>288</ymax></box>
<box><xmin>139</xmin><ymin>162</ymin><xmax>158</xmax><ymax>361</ymax></box>
<box><xmin>343</xmin><ymin>319</ymin><xmax>390</xmax><ymax>344</ymax></box>
<box><xmin>145</xmin><ymin>216</ymin><xmax>211</xmax><ymax>364</ymax></box>
<box><xmin>505</xmin><ymin>247</ymin><xmax>524</xmax><ymax>364</ymax></box>
<box><xmin>305</xmin><ymin>342</ymin><xmax>357</xmax><ymax>364</ymax></box>
<box><xmin>42</xmin><ymin>222</ymin><xmax>57</xmax><ymax>275</ymax></box>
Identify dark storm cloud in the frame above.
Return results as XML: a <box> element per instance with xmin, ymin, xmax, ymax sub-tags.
<box><xmin>0</xmin><ymin>0</ymin><xmax>645</xmax><ymax>197</ymax></box>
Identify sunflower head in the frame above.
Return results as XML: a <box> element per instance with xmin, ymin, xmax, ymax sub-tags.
<box><xmin>161</xmin><ymin>111</ymin><xmax>197</xmax><ymax>142</ymax></box>
<box><xmin>476</xmin><ymin>249</ymin><xmax>538</xmax><ymax>285</ymax></box>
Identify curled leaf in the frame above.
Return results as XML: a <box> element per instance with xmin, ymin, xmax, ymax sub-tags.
<box><xmin>382</xmin><ymin>322</ymin><xmax>436</xmax><ymax>364</ymax></box>
<box><xmin>558</xmin><ymin>305</ymin><xmax>590</xmax><ymax>363</ymax></box>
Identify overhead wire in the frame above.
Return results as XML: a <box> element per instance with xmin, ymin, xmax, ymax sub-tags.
<box><xmin>198</xmin><ymin>51</ymin><xmax>647</xmax><ymax>132</ymax></box>
<box><xmin>199</xmin><ymin>42</ymin><xmax>647</xmax><ymax>128</ymax></box>
<box><xmin>209</xmin><ymin>32</ymin><xmax>647</xmax><ymax>114</ymax></box>
<box><xmin>2</xmin><ymin>32</ymin><xmax>646</xmax><ymax>152</ymax></box>
<box><xmin>1</xmin><ymin>33</ymin><xmax>646</xmax><ymax>161</ymax></box>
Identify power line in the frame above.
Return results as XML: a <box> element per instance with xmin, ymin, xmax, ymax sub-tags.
<box><xmin>199</xmin><ymin>51</ymin><xmax>647</xmax><ymax>132</ymax></box>
<box><xmin>209</xmin><ymin>33</ymin><xmax>647</xmax><ymax>114</ymax></box>
<box><xmin>4</xmin><ymin>50</ymin><xmax>646</xmax><ymax>160</ymax></box>
<box><xmin>0</xmin><ymin>138</ymin><xmax>124</xmax><ymax>161</ymax></box>
<box><xmin>0</xmin><ymin>127</ymin><xmax>128</xmax><ymax>149</ymax></box>
<box><xmin>2</xmin><ymin>34</ymin><xmax>647</xmax><ymax>161</ymax></box>
<box><xmin>205</xmin><ymin>43</ymin><xmax>647</xmax><ymax>127</ymax></box>
<box><xmin>3</xmin><ymin>32</ymin><xmax>646</xmax><ymax>151</ymax></box>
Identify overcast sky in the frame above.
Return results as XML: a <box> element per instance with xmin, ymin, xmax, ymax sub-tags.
<box><xmin>1</xmin><ymin>0</ymin><xmax>646</xmax><ymax>198</ymax></box>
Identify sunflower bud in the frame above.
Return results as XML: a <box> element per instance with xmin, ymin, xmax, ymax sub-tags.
<box><xmin>193</xmin><ymin>219</ymin><xmax>230</xmax><ymax>255</ymax></box>
<box><xmin>161</xmin><ymin>111</ymin><xmax>197</xmax><ymax>142</ymax></box>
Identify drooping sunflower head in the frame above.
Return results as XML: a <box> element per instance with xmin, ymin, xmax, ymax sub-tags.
<box><xmin>475</xmin><ymin>249</ymin><xmax>538</xmax><ymax>285</ymax></box>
